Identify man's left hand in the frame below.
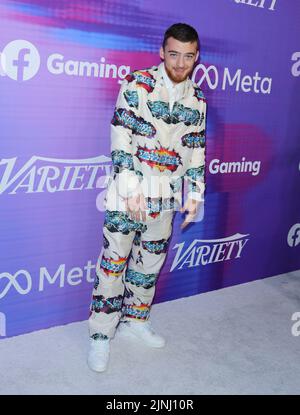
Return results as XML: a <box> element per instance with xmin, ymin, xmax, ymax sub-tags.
<box><xmin>180</xmin><ymin>198</ymin><xmax>202</xmax><ymax>229</ymax></box>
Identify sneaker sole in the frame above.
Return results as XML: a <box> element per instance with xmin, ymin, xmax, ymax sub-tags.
<box><xmin>87</xmin><ymin>359</ymin><xmax>108</xmax><ymax>372</ymax></box>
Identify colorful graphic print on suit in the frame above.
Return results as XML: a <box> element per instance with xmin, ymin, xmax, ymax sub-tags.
<box><xmin>135</xmin><ymin>145</ymin><xmax>182</xmax><ymax>172</ymax></box>
<box><xmin>88</xmin><ymin>209</ymin><xmax>174</xmax><ymax>339</ymax></box>
<box><xmin>88</xmin><ymin>62</ymin><xmax>208</xmax><ymax>340</ymax></box>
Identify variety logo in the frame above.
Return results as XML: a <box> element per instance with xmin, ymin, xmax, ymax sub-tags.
<box><xmin>291</xmin><ymin>52</ymin><xmax>300</xmax><ymax>77</ymax></box>
<box><xmin>0</xmin><ymin>259</ymin><xmax>97</xmax><ymax>299</ymax></box>
<box><xmin>0</xmin><ymin>155</ymin><xmax>111</xmax><ymax>195</ymax></box>
<box><xmin>0</xmin><ymin>40</ymin><xmax>130</xmax><ymax>83</ymax></box>
<box><xmin>191</xmin><ymin>64</ymin><xmax>272</xmax><ymax>94</ymax></box>
<box><xmin>287</xmin><ymin>224</ymin><xmax>300</xmax><ymax>248</ymax></box>
<box><xmin>209</xmin><ymin>157</ymin><xmax>261</xmax><ymax>176</ymax></box>
<box><xmin>233</xmin><ymin>0</ymin><xmax>277</xmax><ymax>11</ymax></box>
<box><xmin>170</xmin><ymin>233</ymin><xmax>250</xmax><ymax>271</ymax></box>
<box><xmin>0</xmin><ymin>312</ymin><xmax>6</xmax><ymax>337</ymax></box>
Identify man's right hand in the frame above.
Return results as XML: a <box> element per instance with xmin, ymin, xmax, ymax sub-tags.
<box><xmin>124</xmin><ymin>192</ymin><xmax>147</xmax><ymax>222</ymax></box>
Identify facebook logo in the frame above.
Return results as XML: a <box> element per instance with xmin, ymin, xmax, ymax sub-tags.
<box><xmin>13</xmin><ymin>48</ymin><xmax>31</xmax><ymax>81</ymax></box>
<box><xmin>287</xmin><ymin>224</ymin><xmax>300</xmax><ymax>248</ymax></box>
<box><xmin>0</xmin><ymin>312</ymin><xmax>6</xmax><ymax>337</ymax></box>
<box><xmin>1</xmin><ymin>39</ymin><xmax>40</xmax><ymax>81</ymax></box>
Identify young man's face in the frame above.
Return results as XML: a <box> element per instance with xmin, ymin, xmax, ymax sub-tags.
<box><xmin>159</xmin><ymin>36</ymin><xmax>199</xmax><ymax>84</ymax></box>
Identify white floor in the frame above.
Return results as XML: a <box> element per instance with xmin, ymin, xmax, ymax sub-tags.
<box><xmin>1</xmin><ymin>270</ymin><xmax>300</xmax><ymax>395</ymax></box>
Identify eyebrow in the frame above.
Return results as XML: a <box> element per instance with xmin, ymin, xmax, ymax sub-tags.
<box><xmin>167</xmin><ymin>50</ymin><xmax>196</xmax><ymax>56</ymax></box>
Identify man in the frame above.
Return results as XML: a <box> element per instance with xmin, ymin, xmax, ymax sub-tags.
<box><xmin>87</xmin><ymin>22</ymin><xmax>207</xmax><ymax>372</ymax></box>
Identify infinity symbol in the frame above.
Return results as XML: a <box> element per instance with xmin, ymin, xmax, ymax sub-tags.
<box><xmin>0</xmin><ymin>270</ymin><xmax>32</xmax><ymax>299</ymax></box>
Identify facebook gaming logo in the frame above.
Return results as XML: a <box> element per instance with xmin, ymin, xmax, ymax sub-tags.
<box><xmin>0</xmin><ymin>40</ymin><xmax>40</xmax><ymax>81</ymax></box>
<box><xmin>287</xmin><ymin>224</ymin><xmax>300</xmax><ymax>248</ymax></box>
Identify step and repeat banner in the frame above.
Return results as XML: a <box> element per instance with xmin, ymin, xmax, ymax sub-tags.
<box><xmin>1</xmin><ymin>0</ymin><xmax>300</xmax><ymax>338</ymax></box>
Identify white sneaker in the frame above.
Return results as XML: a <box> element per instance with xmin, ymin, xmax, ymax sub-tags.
<box><xmin>87</xmin><ymin>338</ymin><xmax>110</xmax><ymax>372</ymax></box>
<box><xmin>118</xmin><ymin>320</ymin><xmax>166</xmax><ymax>348</ymax></box>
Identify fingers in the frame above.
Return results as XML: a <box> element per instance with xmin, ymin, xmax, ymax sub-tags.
<box><xmin>141</xmin><ymin>204</ymin><xmax>146</xmax><ymax>222</ymax></box>
<box><xmin>180</xmin><ymin>203</ymin><xmax>188</xmax><ymax>214</ymax></box>
<box><xmin>125</xmin><ymin>196</ymin><xmax>137</xmax><ymax>221</ymax></box>
<box><xmin>141</xmin><ymin>194</ymin><xmax>147</xmax><ymax>211</ymax></box>
<box><xmin>124</xmin><ymin>198</ymin><xmax>131</xmax><ymax>218</ymax></box>
<box><xmin>140</xmin><ymin>194</ymin><xmax>147</xmax><ymax>222</ymax></box>
<box><xmin>130</xmin><ymin>206</ymin><xmax>138</xmax><ymax>222</ymax></box>
<box><xmin>180</xmin><ymin>202</ymin><xmax>197</xmax><ymax>229</ymax></box>
<box><xmin>132</xmin><ymin>200</ymin><xmax>141</xmax><ymax>222</ymax></box>
<box><xmin>180</xmin><ymin>219</ymin><xmax>188</xmax><ymax>229</ymax></box>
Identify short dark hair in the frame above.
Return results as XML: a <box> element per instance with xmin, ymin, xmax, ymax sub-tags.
<box><xmin>162</xmin><ymin>23</ymin><xmax>200</xmax><ymax>50</ymax></box>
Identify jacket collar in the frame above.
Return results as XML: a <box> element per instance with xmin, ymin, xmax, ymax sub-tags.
<box><xmin>155</xmin><ymin>61</ymin><xmax>191</xmax><ymax>101</ymax></box>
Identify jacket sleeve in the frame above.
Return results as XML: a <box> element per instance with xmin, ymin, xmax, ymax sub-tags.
<box><xmin>110</xmin><ymin>77</ymin><xmax>142</xmax><ymax>199</ymax></box>
<box><xmin>183</xmin><ymin>97</ymin><xmax>207</xmax><ymax>202</ymax></box>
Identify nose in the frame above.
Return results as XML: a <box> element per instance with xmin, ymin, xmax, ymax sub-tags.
<box><xmin>177</xmin><ymin>55</ymin><xmax>185</xmax><ymax>68</ymax></box>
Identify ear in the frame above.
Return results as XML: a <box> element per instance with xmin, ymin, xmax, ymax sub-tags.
<box><xmin>159</xmin><ymin>46</ymin><xmax>165</xmax><ymax>60</ymax></box>
<box><xmin>195</xmin><ymin>50</ymin><xmax>199</xmax><ymax>61</ymax></box>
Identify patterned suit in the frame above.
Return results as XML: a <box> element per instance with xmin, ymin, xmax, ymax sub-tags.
<box><xmin>88</xmin><ymin>62</ymin><xmax>207</xmax><ymax>340</ymax></box>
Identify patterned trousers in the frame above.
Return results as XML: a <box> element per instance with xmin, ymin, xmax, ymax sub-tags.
<box><xmin>88</xmin><ymin>206</ymin><xmax>175</xmax><ymax>340</ymax></box>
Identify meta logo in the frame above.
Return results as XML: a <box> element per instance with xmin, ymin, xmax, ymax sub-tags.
<box><xmin>192</xmin><ymin>64</ymin><xmax>272</xmax><ymax>94</ymax></box>
<box><xmin>170</xmin><ymin>233</ymin><xmax>250</xmax><ymax>271</ymax></box>
<box><xmin>287</xmin><ymin>224</ymin><xmax>300</xmax><ymax>248</ymax></box>
<box><xmin>291</xmin><ymin>52</ymin><xmax>300</xmax><ymax>77</ymax></box>
<box><xmin>233</xmin><ymin>0</ymin><xmax>277</xmax><ymax>11</ymax></box>
<box><xmin>0</xmin><ymin>40</ymin><xmax>40</xmax><ymax>81</ymax></box>
<box><xmin>0</xmin><ymin>312</ymin><xmax>6</xmax><ymax>337</ymax></box>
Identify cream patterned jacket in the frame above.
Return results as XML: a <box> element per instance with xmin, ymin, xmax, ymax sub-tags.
<box><xmin>105</xmin><ymin>61</ymin><xmax>207</xmax><ymax>214</ymax></box>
